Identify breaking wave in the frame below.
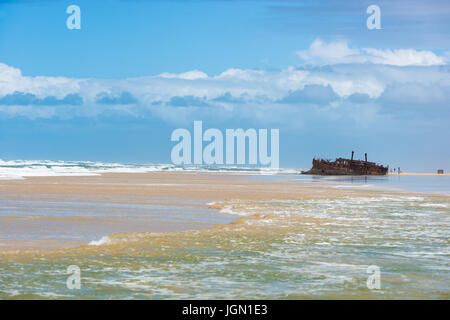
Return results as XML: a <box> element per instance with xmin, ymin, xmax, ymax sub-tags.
<box><xmin>0</xmin><ymin>159</ymin><xmax>298</xmax><ymax>180</ymax></box>
<box><xmin>88</xmin><ymin>236</ymin><xmax>112</xmax><ymax>246</ymax></box>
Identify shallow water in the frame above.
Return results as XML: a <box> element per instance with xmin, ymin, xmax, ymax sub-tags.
<box><xmin>0</xmin><ymin>197</ymin><xmax>237</xmax><ymax>247</ymax></box>
<box><xmin>255</xmin><ymin>174</ymin><xmax>450</xmax><ymax>195</ymax></box>
<box><xmin>1</xmin><ymin>191</ymin><xmax>449</xmax><ymax>299</ymax></box>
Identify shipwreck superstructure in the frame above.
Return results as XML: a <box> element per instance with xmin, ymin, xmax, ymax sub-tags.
<box><xmin>302</xmin><ymin>151</ymin><xmax>388</xmax><ymax>176</ymax></box>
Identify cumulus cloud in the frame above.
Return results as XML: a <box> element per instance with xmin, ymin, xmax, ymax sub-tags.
<box><xmin>167</xmin><ymin>95</ymin><xmax>210</xmax><ymax>107</ymax></box>
<box><xmin>297</xmin><ymin>39</ymin><xmax>447</xmax><ymax>66</ymax></box>
<box><xmin>96</xmin><ymin>91</ymin><xmax>138</xmax><ymax>105</ymax></box>
<box><xmin>0</xmin><ymin>91</ymin><xmax>83</xmax><ymax>106</ymax></box>
<box><xmin>0</xmin><ymin>63</ymin><xmax>82</xmax><ymax>97</ymax></box>
<box><xmin>212</xmin><ymin>92</ymin><xmax>247</xmax><ymax>104</ymax></box>
<box><xmin>279</xmin><ymin>85</ymin><xmax>338</xmax><ymax>105</ymax></box>
<box><xmin>159</xmin><ymin>70</ymin><xmax>208</xmax><ymax>80</ymax></box>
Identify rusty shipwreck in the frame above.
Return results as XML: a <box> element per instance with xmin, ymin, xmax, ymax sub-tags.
<box><xmin>302</xmin><ymin>151</ymin><xmax>388</xmax><ymax>176</ymax></box>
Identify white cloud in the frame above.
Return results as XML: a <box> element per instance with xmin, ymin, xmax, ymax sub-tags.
<box><xmin>158</xmin><ymin>70</ymin><xmax>208</xmax><ymax>80</ymax></box>
<box><xmin>0</xmin><ymin>63</ymin><xmax>83</xmax><ymax>97</ymax></box>
<box><xmin>297</xmin><ymin>39</ymin><xmax>363</xmax><ymax>65</ymax></box>
<box><xmin>0</xmin><ymin>40</ymin><xmax>449</xmax><ymax>125</ymax></box>
<box><xmin>363</xmin><ymin>48</ymin><xmax>446</xmax><ymax>66</ymax></box>
<box><xmin>297</xmin><ymin>39</ymin><xmax>447</xmax><ymax>66</ymax></box>
<box><xmin>215</xmin><ymin>68</ymin><xmax>267</xmax><ymax>81</ymax></box>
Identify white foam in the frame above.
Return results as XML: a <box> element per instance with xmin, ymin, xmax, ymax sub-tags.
<box><xmin>419</xmin><ymin>203</ymin><xmax>448</xmax><ymax>208</ymax></box>
<box><xmin>88</xmin><ymin>236</ymin><xmax>111</xmax><ymax>246</ymax></box>
<box><xmin>219</xmin><ymin>205</ymin><xmax>252</xmax><ymax>216</ymax></box>
<box><xmin>0</xmin><ymin>159</ymin><xmax>298</xmax><ymax>179</ymax></box>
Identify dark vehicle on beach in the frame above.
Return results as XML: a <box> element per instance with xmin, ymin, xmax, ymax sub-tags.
<box><xmin>302</xmin><ymin>151</ymin><xmax>388</xmax><ymax>176</ymax></box>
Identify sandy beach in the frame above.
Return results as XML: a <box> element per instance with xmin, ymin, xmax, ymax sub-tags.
<box><xmin>0</xmin><ymin>172</ymin><xmax>448</xmax><ymax>252</ymax></box>
<box><xmin>0</xmin><ymin>172</ymin><xmax>370</xmax><ymax>251</ymax></box>
<box><xmin>0</xmin><ymin>172</ymin><xmax>449</xmax><ymax>299</ymax></box>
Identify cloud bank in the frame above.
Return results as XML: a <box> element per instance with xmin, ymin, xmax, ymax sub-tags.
<box><xmin>0</xmin><ymin>39</ymin><xmax>448</xmax><ymax>129</ymax></box>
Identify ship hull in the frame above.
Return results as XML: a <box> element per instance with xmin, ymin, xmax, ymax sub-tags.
<box><xmin>302</xmin><ymin>157</ymin><xmax>388</xmax><ymax>176</ymax></box>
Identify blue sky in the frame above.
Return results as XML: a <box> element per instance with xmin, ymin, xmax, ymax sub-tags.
<box><xmin>0</xmin><ymin>0</ymin><xmax>449</xmax><ymax>171</ymax></box>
